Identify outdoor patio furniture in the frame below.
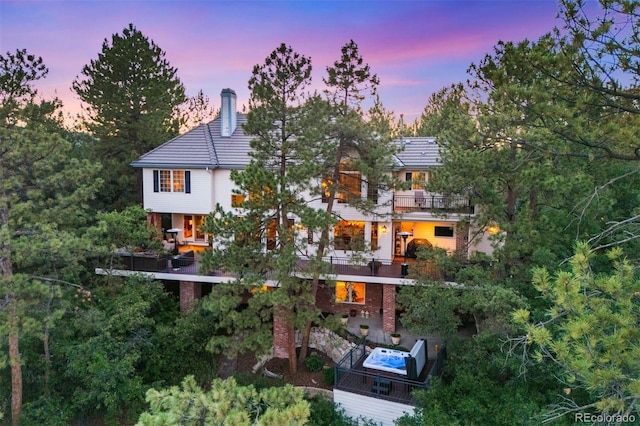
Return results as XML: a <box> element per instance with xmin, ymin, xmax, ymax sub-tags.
<box><xmin>172</xmin><ymin>250</ymin><xmax>195</xmax><ymax>268</ymax></box>
<box><xmin>414</xmin><ymin>190</ymin><xmax>426</xmax><ymax>209</ymax></box>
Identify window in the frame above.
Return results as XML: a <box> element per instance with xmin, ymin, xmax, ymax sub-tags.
<box><xmin>339</xmin><ymin>164</ymin><xmax>361</xmax><ymax>203</ymax></box>
<box><xmin>194</xmin><ymin>215</ymin><xmax>205</xmax><ymax>240</ymax></box>
<box><xmin>367</xmin><ymin>179</ymin><xmax>379</xmax><ymax>204</ymax></box>
<box><xmin>334</xmin><ymin>220</ymin><xmax>365</xmax><ymax>251</ymax></box>
<box><xmin>160</xmin><ymin>170</ymin><xmax>171</xmax><ymax>192</ymax></box>
<box><xmin>322</xmin><ymin>164</ymin><xmax>362</xmax><ymax>204</ymax></box>
<box><xmin>434</xmin><ymin>226</ymin><xmax>454</xmax><ymax>237</ymax></box>
<box><xmin>153</xmin><ymin>170</ymin><xmax>191</xmax><ymax>193</ymax></box>
<box><xmin>405</xmin><ymin>171</ymin><xmax>426</xmax><ymax>190</ymax></box>
<box><xmin>183</xmin><ymin>215</ymin><xmax>193</xmax><ymax>239</ymax></box>
<box><xmin>371</xmin><ymin>221</ymin><xmax>379</xmax><ymax>250</ymax></box>
<box><xmin>335</xmin><ymin>281</ymin><xmax>365</xmax><ymax>304</ymax></box>
<box><xmin>182</xmin><ymin>214</ymin><xmax>207</xmax><ymax>241</ymax></box>
<box><xmin>266</xmin><ymin>220</ymin><xmax>277</xmax><ymax>250</ymax></box>
<box><xmin>172</xmin><ymin>171</ymin><xmax>185</xmax><ymax>192</ymax></box>
<box><xmin>321</xmin><ymin>175</ymin><xmax>333</xmax><ymax>203</ymax></box>
<box><xmin>231</xmin><ymin>194</ymin><xmax>245</xmax><ymax>207</ymax></box>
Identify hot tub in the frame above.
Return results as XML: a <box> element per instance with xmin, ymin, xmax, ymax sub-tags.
<box><xmin>362</xmin><ymin>347</ymin><xmax>409</xmax><ymax>375</ymax></box>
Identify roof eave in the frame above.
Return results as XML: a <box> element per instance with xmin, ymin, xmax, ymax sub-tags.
<box><xmin>130</xmin><ymin>162</ymin><xmax>219</xmax><ymax>169</ymax></box>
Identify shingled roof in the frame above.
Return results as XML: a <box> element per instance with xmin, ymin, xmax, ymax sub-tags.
<box><xmin>130</xmin><ymin>113</ymin><xmax>252</xmax><ymax>169</ymax></box>
<box><xmin>393</xmin><ymin>137</ymin><xmax>441</xmax><ymax>169</ymax></box>
<box><xmin>131</xmin><ymin>114</ymin><xmax>440</xmax><ymax>170</ymax></box>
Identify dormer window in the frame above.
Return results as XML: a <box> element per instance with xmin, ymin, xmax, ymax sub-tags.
<box><xmin>153</xmin><ymin>170</ymin><xmax>191</xmax><ymax>193</ymax></box>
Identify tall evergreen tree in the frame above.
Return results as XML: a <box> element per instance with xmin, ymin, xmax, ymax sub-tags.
<box><xmin>298</xmin><ymin>40</ymin><xmax>400</xmax><ymax>362</ymax></box>
<box><xmin>0</xmin><ymin>49</ymin><xmax>101</xmax><ymax>426</ymax></box>
<box><xmin>200</xmin><ymin>44</ymin><xmax>328</xmax><ymax>374</ymax></box>
<box><xmin>72</xmin><ymin>23</ymin><xmax>186</xmax><ymax>210</ymax></box>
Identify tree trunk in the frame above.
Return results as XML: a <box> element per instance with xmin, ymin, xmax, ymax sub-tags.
<box><xmin>298</xmin><ymin>229</ymin><xmax>330</xmax><ymax>363</ymax></box>
<box><xmin>529</xmin><ymin>189</ymin><xmax>538</xmax><ymax>222</ymax></box>
<box><xmin>287</xmin><ymin>317</ymin><xmax>297</xmax><ymax>374</ymax></box>
<box><xmin>298</xmin><ymin>140</ymin><xmax>345</xmax><ymax>363</ymax></box>
<box><xmin>9</xmin><ymin>314</ymin><xmax>22</xmax><ymax>426</ymax></box>
<box><xmin>1</xmin><ymin>205</ymin><xmax>22</xmax><ymax>426</ymax></box>
<box><xmin>44</xmin><ymin>326</ymin><xmax>50</xmax><ymax>392</ymax></box>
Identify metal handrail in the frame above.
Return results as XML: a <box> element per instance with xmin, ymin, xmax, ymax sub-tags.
<box><xmin>393</xmin><ymin>193</ymin><xmax>474</xmax><ymax>214</ymax></box>
<box><xmin>334</xmin><ymin>342</ymin><xmax>447</xmax><ymax>405</ymax></box>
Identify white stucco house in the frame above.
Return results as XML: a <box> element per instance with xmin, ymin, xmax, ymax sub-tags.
<box><xmin>123</xmin><ymin>88</ymin><xmax>495</xmax><ymax>425</ymax></box>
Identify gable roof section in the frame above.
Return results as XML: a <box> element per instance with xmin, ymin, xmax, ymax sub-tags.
<box><xmin>393</xmin><ymin>137</ymin><xmax>440</xmax><ymax>169</ymax></box>
<box><xmin>132</xmin><ymin>115</ymin><xmax>439</xmax><ymax>171</ymax></box>
<box><xmin>131</xmin><ymin>113</ymin><xmax>252</xmax><ymax>169</ymax></box>
<box><xmin>210</xmin><ymin>113</ymin><xmax>252</xmax><ymax>168</ymax></box>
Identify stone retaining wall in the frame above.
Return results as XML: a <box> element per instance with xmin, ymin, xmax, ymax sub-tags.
<box><xmin>296</xmin><ymin>327</ymin><xmax>358</xmax><ymax>363</ymax></box>
<box><xmin>253</xmin><ymin>327</ymin><xmax>361</xmax><ymax>372</ymax></box>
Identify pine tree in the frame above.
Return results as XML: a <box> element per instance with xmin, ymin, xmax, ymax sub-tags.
<box><xmin>513</xmin><ymin>242</ymin><xmax>640</xmax><ymax>421</ymax></box>
<box><xmin>298</xmin><ymin>40</ymin><xmax>400</xmax><ymax>362</ymax></box>
<box><xmin>0</xmin><ymin>49</ymin><xmax>101</xmax><ymax>426</ymax></box>
<box><xmin>73</xmin><ymin>23</ymin><xmax>186</xmax><ymax>210</ymax></box>
<box><xmin>200</xmin><ymin>43</ymin><xmax>327</xmax><ymax>374</ymax></box>
<box><xmin>138</xmin><ymin>376</ymin><xmax>310</xmax><ymax>425</ymax></box>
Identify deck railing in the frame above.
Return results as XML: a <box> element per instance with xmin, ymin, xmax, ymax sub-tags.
<box><xmin>106</xmin><ymin>251</ymin><xmax>449</xmax><ymax>281</ymax></box>
<box><xmin>324</xmin><ymin>256</ymin><xmax>385</xmax><ymax>276</ymax></box>
<box><xmin>394</xmin><ymin>193</ymin><xmax>474</xmax><ymax>214</ymax></box>
<box><xmin>334</xmin><ymin>341</ymin><xmax>447</xmax><ymax>406</ymax></box>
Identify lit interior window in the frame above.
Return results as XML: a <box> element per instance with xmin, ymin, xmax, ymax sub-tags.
<box><xmin>173</xmin><ymin>170</ymin><xmax>185</xmax><ymax>192</ymax></box>
<box><xmin>335</xmin><ymin>281</ymin><xmax>365</xmax><ymax>304</ymax></box>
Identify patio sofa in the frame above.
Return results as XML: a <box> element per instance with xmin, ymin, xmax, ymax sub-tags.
<box><xmin>118</xmin><ymin>252</ymin><xmax>167</xmax><ymax>272</ymax></box>
<box><xmin>171</xmin><ymin>250</ymin><xmax>195</xmax><ymax>268</ymax></box>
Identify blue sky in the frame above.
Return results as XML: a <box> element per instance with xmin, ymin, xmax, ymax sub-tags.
<box><xmin>1</xmin><ymin>0</ymin><xmax>562</xmax><ymax>123</ymax></box>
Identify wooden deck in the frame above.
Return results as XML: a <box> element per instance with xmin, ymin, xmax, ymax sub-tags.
<box><xmin>110</xmin><ymin>250</ymin><xmax>431</xmax><ymax>281</ymax></box>
<box><xmin>334</xmin><ymin>347</ymin><xmax>440</xmax><ymax>406</ymax></box>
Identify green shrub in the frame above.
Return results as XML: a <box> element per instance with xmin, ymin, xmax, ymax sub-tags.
<box><xmin>324</xmin><ymin>366</ymin><xmax>335</xmax><ymax>386</ymax></box>
<box><xmin>22</xmin><ymin>396</ymin><xmax>71</xmax><ymax>426</ymax></box>
<box><xmin>232</xmin><ymin>372</ymin><xmax>284</xmax><ymax>390</ymax></box>
<box><xmin>306</xmin><ymin>394</ymin><xmax>358</xmax><ymax>426</ymax></box>
<box><xmin>305</xmin><ymin>353</ymin><xmax>324</xmax><ymax>372</ymax></box>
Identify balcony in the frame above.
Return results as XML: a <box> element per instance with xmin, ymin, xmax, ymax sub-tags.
<box><xmin>101</xmin><ymin>250</ymin><xmax>444</xmax><ymax>283</ymax></box>
<box><xmin>320</xmin><ymin>256</ymin><xmax>442</xmax><ymax>280</ymax></box>
<box><xmin>394</xmin><ymin>192</ymin><xmax>474</xmax><ymax>215</ymax></box>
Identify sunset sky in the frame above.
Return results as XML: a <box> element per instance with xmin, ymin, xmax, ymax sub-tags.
<box><xmin>1</xmin><ymin>1</ymin><xmax>562</xmax><ymax>123</ymax></box>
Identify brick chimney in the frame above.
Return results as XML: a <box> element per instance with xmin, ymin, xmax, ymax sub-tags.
<box><xmin>220</xmin><ymin>88</ymin><xmax>237</xmax><ymax>137</ymax></box>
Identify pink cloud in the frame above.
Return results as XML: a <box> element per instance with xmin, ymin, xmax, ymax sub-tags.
<box><xmin>2</xmin><ymin>0</ymin><xmax>561</xmax><ymax>124</ymax></box>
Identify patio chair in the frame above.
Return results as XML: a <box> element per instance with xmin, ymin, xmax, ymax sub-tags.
<box><xmin>414</xmin><ymin>190</ymin><xmax>426</xmax><ymax>209</ymax></box>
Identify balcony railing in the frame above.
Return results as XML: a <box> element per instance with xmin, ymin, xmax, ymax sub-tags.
<box><xmin>322</xmin><ymin>256</ymin><xmax>443</xmax><ymax>279</ymax></box>
<box><xmin>334</xmin><ymin>341</ymin><xmax>447</xmax><ymax>405</ymax></box>
<box><xmin>104</xmin><ymin>251</ymin><xmax>448</xmax><ymax>281</ymax></box>
<box><xmin>394</xmin><ymin>193</ymin><xmax>474</xmax><ymax>214</ymax></box>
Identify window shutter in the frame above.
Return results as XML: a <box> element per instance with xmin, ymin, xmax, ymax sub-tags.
<box><xmin>153</xmin><ymin>170</ymin><xmax>159</xmax><ymax>192</ymax></box>
<box><xmin>185</xmin><ymin>171</ymin><xmax>191</xmax><ymax>193</ymax></box>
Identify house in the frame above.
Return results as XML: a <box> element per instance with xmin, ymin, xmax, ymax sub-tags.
<box><xmin>130</xmin><ymin>86</ymin><xmax>495</xmax><ymax>327</ymax></box>
<box><xmin>126</xmin><ymin>88</ymin><xmax>495</xmax><ymax>423</ymax></box>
